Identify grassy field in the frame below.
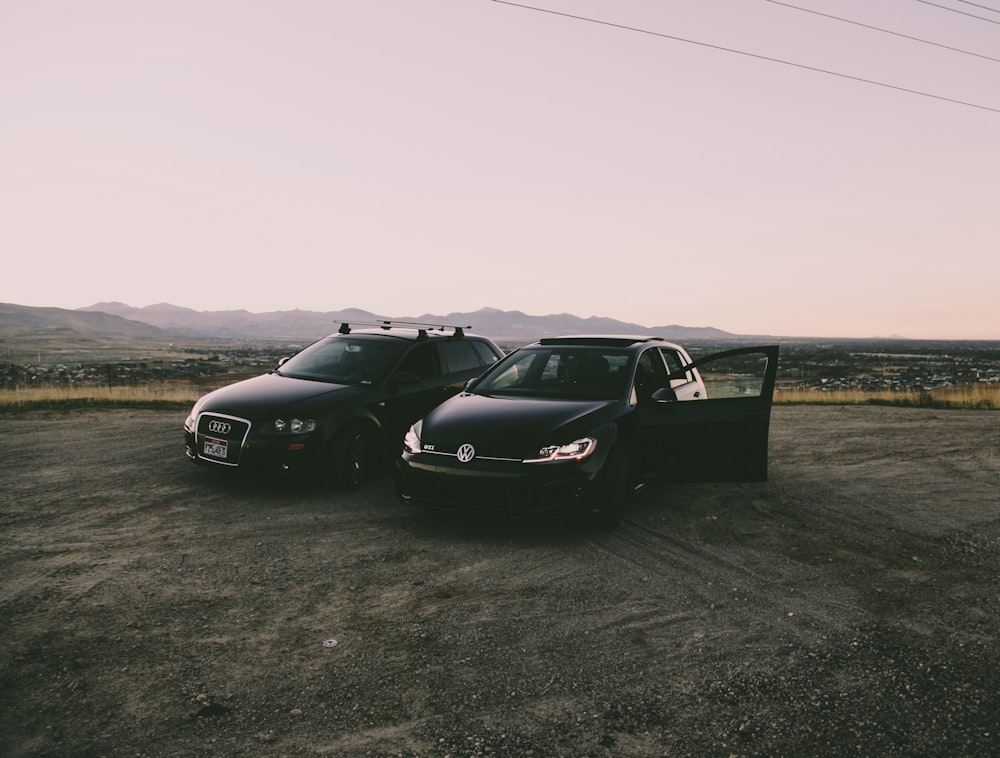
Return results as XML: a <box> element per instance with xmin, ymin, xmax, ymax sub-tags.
<box><xmin>774</xmin><ymin>383</ymin><xmax>1000</xmax><ymax>410</ymax></box>
<box><xmin>2</xmin><ymin>381</ymin><xmax>998</xmax><ymax>411</ymax></box>
<box><xmin>0</xmin><ymin>383</ymin><xmax>200</xmax><ymax>411</ymax></box>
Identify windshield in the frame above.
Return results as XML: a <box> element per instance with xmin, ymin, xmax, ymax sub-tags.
<box><xmin>473</xmin><ymin>346</ymin><xmax>630</xmax><ymax>400</ymax></box>
<box><xmin>276</xmin><ymin>335</ymin><xmax>408</xmax><ymax>384</ymax></box>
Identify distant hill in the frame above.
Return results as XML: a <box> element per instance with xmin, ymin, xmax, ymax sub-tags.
<box><xmin>0</xmin><ymin>302</ymin><xmax>179</xmax><ymax>363</ymax></box>
<box><xmin>80</xmin><ymin>302</ymin><xmax>383</xmax><ymax>341</ymax></box>
<box><xmin>1</xmin><ymin>302</ymin><xmax>167</xmax><ymax>340</ymax></box>
<box><xmin>76</xmin><ymin>302</ymin><xmax>737</xmax><ymax>344</ymax></box>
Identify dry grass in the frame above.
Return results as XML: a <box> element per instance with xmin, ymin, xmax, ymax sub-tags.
<box><xmin>775</xmin><ymin>383</ymin><xmax>1000</xmax><ymax>410</ymax></box>
<box><xmin>0</xmin><ymin>383</ymin><xmax>201</xmax><ymax>411</ymax></box>
<box><xmin>3</xmin><ymin>381</ymin><xmax>1000</xmax><ymax>412</ymax></box>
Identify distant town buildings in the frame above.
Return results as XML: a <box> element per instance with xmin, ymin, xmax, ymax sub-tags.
<box><xmin>4</xmin><ymin>341</ymin><xmax>999</xmax><ymax>393</ymax></box>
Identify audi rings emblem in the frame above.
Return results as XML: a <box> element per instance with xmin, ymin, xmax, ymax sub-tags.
<box><xmin>207</xmin><ymin>420</ymin><xmax>232</xmax><ymax>434</ymax></box>
<box><xmin>456</xmin><ymin>443</ymin><xmax>476</xmax><ymax>463</ymax></box>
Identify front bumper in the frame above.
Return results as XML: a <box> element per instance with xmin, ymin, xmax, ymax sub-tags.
<box><xmin>395</xmin><ymin>453</ymin><xmax>603</xmax><ymax>518</ymax></box>
<box><xmin>184</xmin><ymin>412</ymin><xmax>322</xmax><ymax>474</ymax></box>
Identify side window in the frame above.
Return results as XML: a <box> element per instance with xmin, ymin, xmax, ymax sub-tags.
<box><xmin>441</xmin><ymin>341</ymin><xmax>486</xmax><ymax>374</ymax></box>
<box><xmin>659</xmin><ymin>348</ymin><xmax>691</xmax><ymax>389</ymax></box>
<box><xmin>472</xmin><ymin>340</ymin><xmax>503</xmax><ymax>365</ymax></box>
<box><xmin>540</xmin><ymin>353</ymin><xmax>561</xmax><ymax>382</ymax></box>
<box><xmin>633</xmin><ymin>349</ymin><xmax>669</xmax><ymax>404</ymax></box>
<box><xmin>696</xmin><ymin>350</ymin><xmax>775</xmax><ymax>399</ymax></box>
<box><xmin>396</xmin><ymin>343</ymin><xmax>441</xmax><ymax>380</ymax></box>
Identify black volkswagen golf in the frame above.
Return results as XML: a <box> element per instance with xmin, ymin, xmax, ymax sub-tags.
<box><xmin>184</xmin><ymin>322</ymin><xmax>503</xmax><ymax>489</ymax></box>
<box><xmin>395</xmin><ymin>336</ymin><xmax>779</xmax><ymax>526</ymax></box>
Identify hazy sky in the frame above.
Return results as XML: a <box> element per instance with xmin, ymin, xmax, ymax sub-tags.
<box><xmin>2</xmin><ymin>1</ymin><xmax>998</xmax><ymax>339</ymax></box>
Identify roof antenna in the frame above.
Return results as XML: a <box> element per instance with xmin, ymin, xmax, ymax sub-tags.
<box><xmin>338</xmin><ymin>322</ymin><xmax>351</xmax><ymax>334</ymax></box>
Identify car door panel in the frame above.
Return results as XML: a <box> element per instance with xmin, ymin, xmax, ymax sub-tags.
<box><xmin>374</xmin><ymin>343</ymin><xmax>449</xmax><ymax>442</ymax></box>
<box><xmin>636</xmin><ymin>346</ymin><xmax>779</xmax><ymax>482</ymax></box>
<box><xmin>380</xmin><ymin>344</ymin><xmax>492</xmax><ymax>444</ymax></box>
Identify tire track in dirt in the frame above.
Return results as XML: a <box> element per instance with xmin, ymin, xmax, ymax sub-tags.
<box><xmin>581</xmin><ymin>508</ymin><xmax>870</xmax><ymax>646</ymax></box>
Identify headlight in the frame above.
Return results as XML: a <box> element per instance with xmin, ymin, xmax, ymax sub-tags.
<box><xmin>273</xmin><ymin>418</ymin><xmax>317</xmax><ymax>433</ymax></box>
<box><xmin>403</xmin><ymin>422</ymin><xmax>422</xmax><ymax>454</ymax></box>
<box><xmin>184</xmin><ymin>403</ymin><xmax>202</xmax><ymax>433</ymax></box>
<box><xmin>524</xmin><ymin>437</ymin><xmax>596</xmax><ymax>463</ymax></box>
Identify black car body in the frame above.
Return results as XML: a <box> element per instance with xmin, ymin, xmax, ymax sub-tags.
<box><xmin>184</xmin><ymin>322</ymin><xmax>503</xmax><ymax>488</ymax></box>
<box><xmin>395</xmin><ymin>336</ymin><xmax>779</xmax><ymax>526</ymax></box>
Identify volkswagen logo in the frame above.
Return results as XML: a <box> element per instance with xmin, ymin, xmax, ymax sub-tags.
<box><xmin>208</xmin><ymin>420</ymin><xmax>231</xmax><ymax>434</ymax></box>
<box><xmin>456</xmin><ymin>443</ymin><xmax>476</xmax><ymax>463</ymax></box>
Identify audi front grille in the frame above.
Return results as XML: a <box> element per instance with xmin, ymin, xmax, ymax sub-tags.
<box><xmin>195</xmin><ymin>413</ymin><xmax>251</xmax><ymax>466</ymax></box>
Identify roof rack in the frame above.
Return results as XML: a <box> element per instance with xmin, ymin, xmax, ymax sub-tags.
<box><xmin>336</xmin><ymin>320</ymin><xmax>471</xmax><ymax>339</ymax></box>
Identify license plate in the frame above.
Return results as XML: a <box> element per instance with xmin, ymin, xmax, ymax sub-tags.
<box><xmin>203</xmin><ymin>437</ymin><xmax>228</xmax><ymax>459</ymax></box>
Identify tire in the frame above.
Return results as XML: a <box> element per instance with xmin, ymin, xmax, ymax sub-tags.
<box><xmin>591</xmin><ymin>447</ymin><xmax>628</xmax><ymax>529</ymax></box>
<box><xmin>328</xmin><ymin>423</ymin><xmax>372</xmax><ymax>491</ymax></box>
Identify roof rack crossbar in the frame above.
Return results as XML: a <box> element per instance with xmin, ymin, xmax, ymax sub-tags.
<box><xmin>335</xmin><ymin>320</ymin><xmax>471</xmax><ymax>338</ymax></box>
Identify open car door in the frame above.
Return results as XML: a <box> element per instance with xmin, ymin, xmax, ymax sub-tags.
<box><xmin>636</xmin><ymin>345</ymin><xmax>779</xmax><ymax>482</ymax></box>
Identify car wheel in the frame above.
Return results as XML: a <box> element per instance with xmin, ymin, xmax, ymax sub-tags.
<box><xmin>328</xmin><ymin>423</ymin><xmax>372</xmax><ymax>490</ymax></box>
<box><xmin>592</xmin><ymin>447</ymin><xmax>628</xmax><ymax>528</ymax></box>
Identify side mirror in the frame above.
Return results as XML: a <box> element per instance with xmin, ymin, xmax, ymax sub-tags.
<box><xmin>649</xmin><ymin>387</ymin><xmax>678</xmax><ymax>404</ymax></box>
<box><xmin>277</xmin><ymin>356</ymin><xmax>290</xmax><ymax>367</ymax></box>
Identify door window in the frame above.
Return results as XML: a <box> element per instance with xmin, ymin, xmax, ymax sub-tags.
<box><xmin>633</xmin><ymin>349</ymin><xmax>669</xmax><ymax>404</ymax></box>
<box><xmin>442</xmin><ymin>341</ymin><xmax>490</xmax><ymax>374</ymax></box>
<box><xmin>697</xmin><ymin>351</ymin><xmax>773</xmax><ymax>399</ymax></box>
<box><xmin>397</xmin><ymin>343</ymin><xmax>441</xmax><ymax>380</ymax></box>
<box><xmin>472</xmin><ymin>341</ymin><xmax>503</xmax><ymax>365</ymax></box>
<box><xmin>659</xmin><ymin>348</ymin><xmax>690</xmax><ymax>389</ymax></box>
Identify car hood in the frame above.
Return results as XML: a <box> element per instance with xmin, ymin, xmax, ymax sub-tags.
<box><xmin>420</xmin><ymin>392</ymin><xmax>620</xmax><ymax>457</ymax></box>
<box><xmin>197</xmin><ymin>373</ymin><xmax>370</xmax><ymax>416</ymax></box>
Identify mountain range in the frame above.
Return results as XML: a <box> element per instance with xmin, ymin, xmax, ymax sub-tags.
<box><xmin>1</xmin><ymin>301</ymin><xmax>741</xmax><ymax>346</ymax></box>
<box><xmin>74</xmin><ymin>302</ymin><xmax>740</xmax><ymax>343</ymax></box>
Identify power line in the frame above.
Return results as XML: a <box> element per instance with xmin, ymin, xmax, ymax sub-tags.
<box><xmin>955</xmin><ymin>0</ymin><xmax>1000</xmax><ymax>14</ymax></box>
<box><xmin>766</xmin><ymin>0</ymin><xmax>1000</xmax><ymax>64</ymax></box>
<box><xmin>914</xmin><ymin>0</ymin><xmax>1000</xmax><ymax>24</ymax></box>
<box><xmin>491</xmin><ymin>1</ymin><xmax>1000</xmax><ymax>114</ymax></box>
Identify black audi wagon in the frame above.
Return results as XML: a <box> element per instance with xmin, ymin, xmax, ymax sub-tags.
<box><xmin>184</xmin><ymin>322</ymin><xmax>503</xmax><ymax>488</ymax></box>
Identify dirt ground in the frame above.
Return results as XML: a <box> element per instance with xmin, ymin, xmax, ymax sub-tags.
<box><xmin>1</xmin><ymin>405</ymin><xmax>998</xmax><ymax>757</ymax></box>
